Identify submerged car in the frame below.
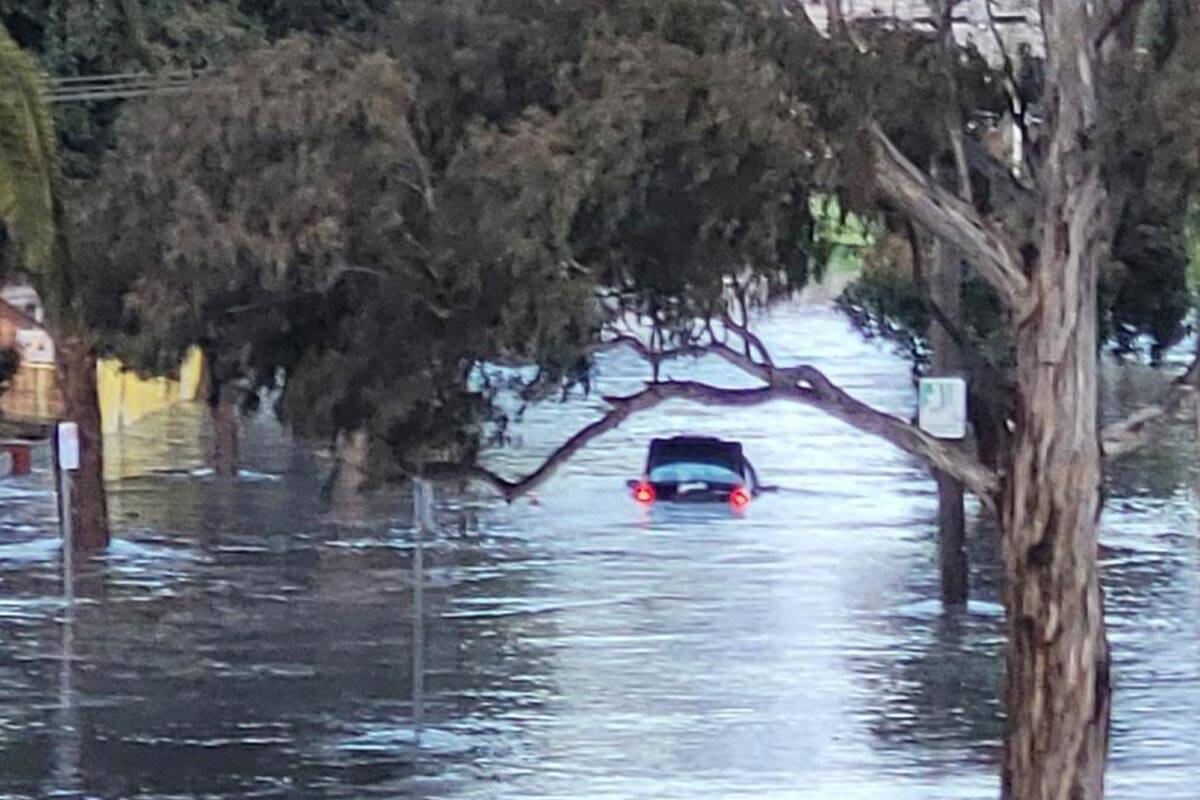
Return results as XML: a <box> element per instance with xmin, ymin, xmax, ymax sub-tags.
<box><xmin>628</xmin><ymin>435</ymin><xmax>759</xmax><ymax>508</ymax></box>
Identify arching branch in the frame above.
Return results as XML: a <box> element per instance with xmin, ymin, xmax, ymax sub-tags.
<box><xmin>1102</xmin><ymin>347</ymin><xmax>1200</xmax><ymax>459</ymax></box>
<box><xmin>869</xmin><ymin>122</ymin><xmax>1030</xmax><ymax>310</ymax></box>
<box><xmin>424</xmin><ymin>369</ymin><xmax>1000</xmax><ymax>508</ymax></box>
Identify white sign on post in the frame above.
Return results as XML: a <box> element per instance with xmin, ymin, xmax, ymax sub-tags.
<box><xmin>57</xmin><ymin>422</ymin><xmax>81</xmax><ymax>471</ymax></box>
<box><xmin>918</xmin><ymin>377</ymin><xmax>968</xmax><ymax>440</ymax></box>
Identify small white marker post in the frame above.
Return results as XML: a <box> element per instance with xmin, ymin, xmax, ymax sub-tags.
<box><xmin>56</xmin><ymin>422</ymin><xmax>81</xmax><ymax>604</ymax></box>
<box><xmin>53</xmin><ymin>422</ymin><xmax>82</xmax><ymax>795</ymax></box>
<box><xmin>918</xmin><ymin>377</ymin><xmax>968</xmax><ymax>440</ymax></box>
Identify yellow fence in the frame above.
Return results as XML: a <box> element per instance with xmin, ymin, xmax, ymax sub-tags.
<box><xmin>97</xmin><ymin>348</ymin><xmax>206</xmax><ymax>433</ymax></box>
<box><xmin>1</xmin><ymin>347</ymin><xmax>206</xmax><ymax>433</ymax></box>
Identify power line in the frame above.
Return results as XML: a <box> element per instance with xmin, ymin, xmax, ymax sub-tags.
<box><xmin>42</xmin><ymin>69</ymin><xmax>210</xmax><ymax>104</ymax></box>
<box><xmin>39</xmin><ymin>5</ymin><xmax>1034</xmax><ymax>105</ymax></box>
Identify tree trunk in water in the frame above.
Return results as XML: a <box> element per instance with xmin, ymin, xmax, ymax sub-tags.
<box><xmin>210</xmin><ymin>381</ymin><xmax>239</xmax><ymax>478</ymax></box>
<box><xmin>935</xmin><ymin>469</ymin><xmax>967</xmax><ymax>603</ymax></box>
<box><xmin>1001</xmin><ymin>5</ymin><xmax>1110</xmax><ymax>797</ymax></box>
<box><xmin>329</xmin><ymin>428</ymin><xmax>369</xmax><ymax>500</ymax></box>
<box><xmin>57</xmin><ymin>337</ymin><xmax>109</xmax><ymax>551</ymax></box>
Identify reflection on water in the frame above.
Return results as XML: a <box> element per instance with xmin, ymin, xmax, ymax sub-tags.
<box><xmin>0</xmin><ymin>304</ymin><xmax>1197</xmax><ymax>799</ymax></box>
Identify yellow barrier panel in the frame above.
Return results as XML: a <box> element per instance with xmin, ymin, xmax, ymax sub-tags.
<box><xmin>98</xmin><ymin>347</ymin><xmax>207</xmax><ymax>433</ymax></box>
<box><xmin>1</xmin><ymin>347</ymin><xmax>205</xmax><ymax>430</ymax></box>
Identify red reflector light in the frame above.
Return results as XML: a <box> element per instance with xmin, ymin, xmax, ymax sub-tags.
<box><xmin>633</xmin><ymin>482</ymin><xmax>656</xmax><ymax>504</ymax></box>
<box><xmin>729</xmin><ymin>486</ymin><xmax>751</xmax><ymax>509</ymax></box>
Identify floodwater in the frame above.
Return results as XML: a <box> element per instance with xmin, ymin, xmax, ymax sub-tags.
<box><xmin>1</xmin><ymin>303</ymin><xmax>1197</xmax><ymax>799</ymax></box>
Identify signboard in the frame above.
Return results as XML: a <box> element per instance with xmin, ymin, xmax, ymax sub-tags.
<box><xmin>918</xmin><ymin>377</ymin><xmax>967</xmax><ymax>440</ymax></box>
<box><xmin>57</xmin><ymin>422</ymin><xmax>80</xmax><ymax>471</ymax></box>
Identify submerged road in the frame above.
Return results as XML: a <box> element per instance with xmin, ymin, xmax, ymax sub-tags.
<box><xmin>0</xmin><ymin>302</ymin><xmax>1197</xmax><ymax>799</ymax></box>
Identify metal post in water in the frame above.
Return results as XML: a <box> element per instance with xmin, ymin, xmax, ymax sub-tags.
<box><xmin>411</xmin><ymin>478</ymin><xmax>432</xmax><ymax>746</ymax></box>
<box><xmin>51</xmin><ymin>422</ymin><xmax>80</xmax><ymax>795</ymax></box>
<box><xmin>60</xmin><ymin>469</ymin><xmax>73</xmax><ymax>604</ymax></box>
<box><xmin>55</xmin><ymin>422</ymin><xmax>80</xmax><ymax>604</ymax></box>
<box><xmin>49</xmin><ymin>587</ymin><xmax>80</xmax><ymax>796</ymax></box>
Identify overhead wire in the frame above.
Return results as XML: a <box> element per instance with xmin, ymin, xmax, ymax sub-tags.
<box><xmin>42</xmin><ymin>69</ymin><xmax>210</xmax><ymax>104</ymax></box>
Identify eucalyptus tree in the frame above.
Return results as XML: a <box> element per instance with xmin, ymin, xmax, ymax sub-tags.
<box><xmin>838</xmin><ymin>0</ymin><xmax>1200</xmax><ymax>605</ymax></box>
<box><xmin>79</xmin><ymin>29</ymin><xmax>602</xmax><ymax>491</ymax></box>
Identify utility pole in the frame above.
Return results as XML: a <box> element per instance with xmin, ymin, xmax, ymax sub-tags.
<box><xmin>931</xmin><ymin>0</ymin><xmax>970</xmax><ymax>606</ymax></box>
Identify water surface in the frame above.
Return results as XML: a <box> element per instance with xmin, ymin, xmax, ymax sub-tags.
<box><xmin>1</xmin><ymin>303</ymin><xmax>1196</xmax><ymax>799</ymax></box>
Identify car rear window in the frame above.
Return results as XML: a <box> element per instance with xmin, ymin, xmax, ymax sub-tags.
<box><xmin>647</xmin><ymin>439</ymin><xmax>743</xmax><ymax>472</ymax></box>
<box><xmin>649</xmin><ymin>462</ymin><xmax>742</xmax><ymax>485</ymax></box>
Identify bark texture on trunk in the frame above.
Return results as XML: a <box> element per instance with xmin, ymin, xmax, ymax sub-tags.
<box><xmin>57</xmin><ymin>337</ymin><xmax>109</xmax><ymax>551</ymax></box>
<box><xmin>1001</xmin><ymin>4</ymin><xmax>1110</xmax><ymax>798</ymax></box>
<box><xmin>210</xmin><ymin>380</ymin><xmax>239</xmax><ymax>479</ymax></box>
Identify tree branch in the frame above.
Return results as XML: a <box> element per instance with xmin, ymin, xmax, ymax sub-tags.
<box><xmin>1093</xmin><ymin>0</ymin><xmax>1149</xmax><ymax>50</ymax></box>
<box><xmin>722</xmin><ymin>314</ymin><xmax>776</xmax><ymax>367</ymax></box>
<box><xmin>1101</xmin><ymin>347</ymin><xmax>1200</xmax><ymax>459</ymax></box>
<box><xmin>424</xmin><ymin>373</ymin><xmax>1000</xmax><ymax>508</ymax></box>
<box><xmin>789</xmin><ymin>365</ymin><xmax>1001</xmax><ymax>506</ymax></box>
<box><xmin>869</xmin><ymin>122</ymin><xmax>1030</xmax><ymax>310</ymax></box>
<box><xmin>983</xmin><ymin>0</ymin><xmax>1032</xmax><ymax>177</ymax></box>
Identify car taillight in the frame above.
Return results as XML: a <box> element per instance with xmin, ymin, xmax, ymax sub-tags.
<box><xmin>633</xmin><ymin>481</ymin><xmax>656</xmax><ymax>504</ymax></box>
<box><xmin>729</xmin><ymin>486</ymin><xmax>751</xmax><ymax>510</ymax></box>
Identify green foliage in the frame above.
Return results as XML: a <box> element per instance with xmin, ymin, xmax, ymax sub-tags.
<box><xmin>78</xmin><ymin>34</ymin><xmax>597</xmax><ymax>466</ymax></box>
<box><xmin>3</xmin><ymin>1</ymin><xmax>264</xmax><ymax>181</ymax></box>
<box><xmin>561</xmin><ymin>32</ymin><xmax>824</xmax><ymax>334</ymax></box>
<box><xmin>1100</xmin><ymin>4</ymin><xmax>1200</xmax><ymax>357</ymax></box>
<box><xmin>238</xmin><ymin>0</ymin><xmax>393</xmax><ymax>39</ymax></box>
<box><xmin>0</xmin><ymin>22</ymin><xmax>57</xmax><ymax>278</ymax></box>
<box><xmin>1186</xmin><ymin>209</ymin><xmax>1200</xmax><ymax>300</ymax></box>
<box><xmin>836</xmin><ymin>257</ymin><xmax>929</xmax><ymax>366</ymax></box>
<box><xmin>85</xmin><ymin>0</ymin><xmax>880</xmax><ymax>470</ymax></box>
<box><xmin>845</xmin><ymin>0</ymin><xmax>1200</xmax><ymax>370</ymax></box>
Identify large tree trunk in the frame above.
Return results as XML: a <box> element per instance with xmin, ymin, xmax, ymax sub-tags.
<box><xmin>1000</xmin><ymin>4</ymin><xmax>1111</xmax><ymax>797</ymax></box>
<box><xmin>209</xmin><ymin>380</ymin><xmax>239</xmax><ymax>478</ymax></box>
<box><xmin>56</xmin><ymin>336</ymin><xmax>109</xmax><ymax>551</ymax></box>
<box><xmin>935</xmin><ymin>469</ymin><xmax>967</xmax><ymax>602</ymax></box>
